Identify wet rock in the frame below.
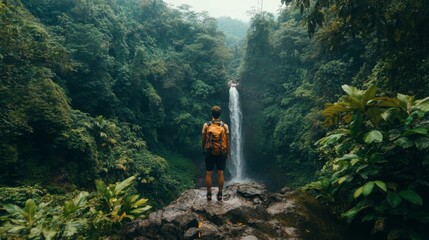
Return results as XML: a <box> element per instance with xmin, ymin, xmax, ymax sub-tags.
<box><xmin>122</xmin><ymin>183</ymin><xmax>367</xmax><ymax>240</ymax></box>
<box><xmin>236</xmin><ymin>183</ymin><xmax>266</xmax><ymax>198</ymax></box>
<box><xmin>184</xmin><ymin>222</ymin><xmax>221</xmax><ymax>240</ymax></box>
<box><xmin>240</xmin><ymin>236</ymin><xmax>258</xmax><ymax>240</ymax></box>
<box><xmin>280</xmin><ymin>186</ymin><xmax>291</xmax><ymax>194</ymax></box>
<box><xmin>267</xmin><ymin>200</ymin><xmax>295</xmax><ymax>216</ymax></box>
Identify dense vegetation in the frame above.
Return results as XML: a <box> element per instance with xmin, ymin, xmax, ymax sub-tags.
<box><xmin>0</xmin><ymin>176</ymin><xmax>151</xmax><ymax>239</ymax></box>
<box><xmin>0</xmin><ymin>0</ymin><xmax>233</xmax><ymax>237</ymax></box>
<box><xmin>1</xmin><ymin>0</ymin><xmax>429</xmax><ymax>239</ymax></box>
<box><xmin>0</xmin><ymin>0</ymin><xmax>233</xmax><ymax>191</ymax></box>
<box><xmin>238</xmin><ymin>0</ymin><xmax>429</xmax><ymax>238</ymax></box>
<box><xmin>312</xmin><ymin>85</ymin><xmax>429</xmax><ymax>239</ymax></box>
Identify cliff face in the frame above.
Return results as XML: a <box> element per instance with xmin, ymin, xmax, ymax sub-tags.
<box><xmin>122</xmin><ymin>183</ymin><xmax>367</xmax><ymax>240</ymax></box>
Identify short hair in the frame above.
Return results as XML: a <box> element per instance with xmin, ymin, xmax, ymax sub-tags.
<box><xmin>211</xmin><ymin>106</ymin><xmax>221</xmax><ymax>118</ymax></box>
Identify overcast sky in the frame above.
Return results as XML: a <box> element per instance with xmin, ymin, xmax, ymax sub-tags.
<box><xmin>164</xmin><ymin>0</ymin><xmax>284</xmax><ymax>22</ymax></box>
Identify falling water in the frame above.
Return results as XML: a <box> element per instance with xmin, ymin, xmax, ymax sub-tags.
<box><xmin>228</xmin><ymin>85</ymin><xmax>245</xmax><ymax>182</ymax></box>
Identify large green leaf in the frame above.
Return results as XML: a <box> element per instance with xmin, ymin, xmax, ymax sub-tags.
<box><xmin>64</xmin><ymin>192</ymin><xmax>89</xmax><ymax>215</ymax></box>
<box><xmin>342</xmin><ymin>85</ymin><xmax>361</xmax><ymax>97</ymax></box>
<box><xmin>362</xmin><ymin>181</ymin><xmax>375</xmax><ymax>196</ymax></box>
<box><xmin>364</xmin><ymin>130</ymin><xmax>383</xmax><ymax>144</ymax></box>
<box><xmin>323</xmin><ymin>102</ymin><xmax>350</xmax><ymax>115</ymax></box>
<box><xmin>130</xmin><ymin>205</ymin><xmax>151</xmax><ymax>214</ymax></box>
<box><xmin>132</xmin><ymin>198</ymin><xmax>149</xmax><ymax>208</ymax></box>
<box><xmin>394</xmin><ymin>137</ymin><xmax>413</xmax><ymax>149</ymax></box>
<box><xmin>397</xmin><ymin>93</ymin><xmax>414</xmax><ymax>114</ymax></box>
<box><xmin>374</xmin><ymin>180</ymin><xmax>387</xmax><ymax>192</ymax></box>
<box><xmin>381</xmin><ymin>108</ymin><xmax>400</xmax><ymax>121</ymax></box>
<box><xmin>341</xmin><ymin>85</ymin><xmax>377</xmax><ymax>110</ymax></box>
<box><xmin>413</xmin><ymin>96</ymin><xmax>429</xmax><ymax>112</ymax></box>
<box><xmin>316</xmin><ymin>131</ymin><xmax>348</xmax><ymax>146</ymax></box>
<box><xmin>3</xmin><ymin>204</ymin><xmax>26</xmax><ymax>217</ymax></box>
<box><xmin>7</xmin><ymin>225</ymin><xmax>26</xmax><ymax>234</ymax></box>
<box><xmin>367</xmin><ymin>97</ymin><xmax>401</xmax><ymax>108</ymax></box>
<box><xmin>341</xmin><ymin>203</ymin><xmax>369</xmax><ymax>223</ymax></box>
<box><xmin>403</xmin><ymin>128</ymin><xmax>428</xmax><ymax>136</ymax></box>
<box><xmin>126</xmin><ymin>195</ymin><xmax>140</xmax><ymax>205</ymax></box>
<box><xmin>74</xmin><ymin>192</ymin><xmax>89</xmax><ymax>207</ymax></box>
<box><xmin>362</xmin><ymin>85</ymin><xmax>377</xmax><ymax>102</ymax></box>
<box><xmin>387</xmin><ymin>192</ymin><xmax>402</xmax><ymax>208</ymax></box>
<box><xmin>350</xmin><ymin>158</ymin><xmax>360</xmax><ymax>166</ymax></box>
<box><xmin>322</xmin><ymin>102</ymin><xmax>352</xmax><ymax>127</ymax></box>
<box><xmin>343</xmin><ymin>96</ymin><xmax>364</xmax><ymax>109</ymax></box>
<box><xmin>414</xmin><ymin>102</ymin><xmax>429</xmax><ymax>112</ymax></box>
<box><xmin>356</xmin><ymin>164</ymin><xmax>369</xmax><ymax>173</ymax></box>
<box><xmin>354</xmin><ymin>186</ymin><xmax>363</xmax><ymax>198</ymax></box>
<box><xmin>23</xmin><ymin>199</ymin><xmax>36</xmax><ymax>225</ymax></box>
<box><xmin>95</xmin><ymin>180</ymin><xmax>111</xmax><ymax>199</ymax></box>
<box><xmin>399</xmin><ymin>189</ymin><xmax>423</xmax><ymax>206</ymax></box>
<box><xmin>337</xmin><ymin>176</ymin><xmax>349</xmax><ymax>185</ymax></box>
<box><xmin>114</xmin><ymin>176</ymin><xmax>136</xmax><ymax>195</ymax></box>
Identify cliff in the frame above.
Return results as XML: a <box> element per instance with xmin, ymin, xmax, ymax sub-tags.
<box><xmin>122</xmin><ymin>183</ymin><xmax>367</xmax><ymax>240</ymax></box>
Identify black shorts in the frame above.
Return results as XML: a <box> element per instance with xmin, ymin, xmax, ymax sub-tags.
<box><xmin>204</xmin><ymin>153</ymin><xmax>226</xmax><ymax>171</ymax></box>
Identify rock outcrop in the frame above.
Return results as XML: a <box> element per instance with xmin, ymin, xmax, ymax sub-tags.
<box><xmin>122</xmin><ymin>183</ymin><xmax>365</xmax><ymax>240</ymax></box>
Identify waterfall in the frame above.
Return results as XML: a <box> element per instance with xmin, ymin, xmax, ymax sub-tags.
<box><xmin>228</xmin><ymin>86</ymin><xmax>245</xmax><ymax>182</ymax></box>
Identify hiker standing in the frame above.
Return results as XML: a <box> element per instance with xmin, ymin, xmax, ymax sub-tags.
<box><xmin>202</xmin><ymin>106</ymin><xmax>230</xmax><ymax>201</ymax></box>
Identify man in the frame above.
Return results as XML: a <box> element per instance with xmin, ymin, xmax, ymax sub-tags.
<box><xmin>202</xmin><ymin>106</ymin><xmax>229</xmax><ymax>201</ymax></box>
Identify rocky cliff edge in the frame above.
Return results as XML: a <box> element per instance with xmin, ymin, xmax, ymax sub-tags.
<box><xmin>122</xmin><ymin>182</ymin><xmax>365</xmax><ymax>240</ymax></box>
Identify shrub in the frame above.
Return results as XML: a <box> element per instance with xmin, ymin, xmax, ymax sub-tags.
<box><xmin>307</xmin><ymin>85</ymin><xmax>429</xmax><ymax>239</ymax></box>
<box><xmin>0</xmin><ymin>176</ymin><xmax>150</xmax><ymax>239</ymax></box>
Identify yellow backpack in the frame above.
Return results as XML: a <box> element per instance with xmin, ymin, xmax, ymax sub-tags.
<box><xmin>204</xmin><ymin>121</ymin><xmax>228</xmax><ymax>156</ymax></box>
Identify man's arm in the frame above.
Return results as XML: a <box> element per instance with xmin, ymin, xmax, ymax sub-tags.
<box><xmin>226</xmin><ymin>132</ymin><xmax>230</xmax><ymax>159</ymax></box>
<box><xmin>225</xmin><ymin>124</ymin><xmax>230</xmax><ymax>159</ymax></box>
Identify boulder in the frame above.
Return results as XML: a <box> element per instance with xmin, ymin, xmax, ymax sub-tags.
<box><xmin>122</xmin><ymin>182</ymin><xmax>366</xmax><ymax>240</ymax></box>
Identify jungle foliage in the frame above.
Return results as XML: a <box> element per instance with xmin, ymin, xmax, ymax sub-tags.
<box><xmin>309</xmin><ymin>85</ymin><xmax>429</xmax><ymax>239</ymax></box>
<box><xmin>239</xmin><ymin>0</ymin><xmax>429</xmax><ymax>183</ymax></box>
<box><xmin>0</xmin><ymin>176</ymin><xmax>150</xmax><ymax>239</ymax></box>
<box><xmin>237</xmin><ymin>0</ymin><xmax>429</xmax><ymax>238</ymax></box>
<box><xmin>2</xmin><ymin>0</ymin><xmax>429</xmax><ymax>238</ymax></box>
<box><xmin>0</xmin><ymin>0</ymin><xmax>238</xmax><ymax>235</ymax></box>
<box><xmin>0</xmin><ymin>0</ymin><xmax>230</xmax><ymax>222</ymax></box>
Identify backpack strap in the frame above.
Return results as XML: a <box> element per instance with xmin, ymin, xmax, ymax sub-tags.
<box><xmin>206</xmin><ymin>121</ymin><xmax>213</xmax><ymax>150</ymax></box>
<box><xmin>209</xmin><ymin>120</ymin><xmax>223</xmax><ymax>126</ymax></box>
<box><xmin>216</xmin><ymin>121</ymin><xmax>225</xmax><ymax>152</ymax></box>
<box><xmin>219</xmin><ymin>126</ymin><xmax>223</xmax><ymax>151</ymax></box>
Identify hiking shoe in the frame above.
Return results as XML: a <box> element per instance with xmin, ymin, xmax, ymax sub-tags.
<box><xmin>207</xmin><ymin>192</ymin><xmax>212</xmax><ymax>201</ymax></box>
<box><xmin>217</xmin><ymin>192</ymin><xmax>223</xmax><ymax>201</ymax></box>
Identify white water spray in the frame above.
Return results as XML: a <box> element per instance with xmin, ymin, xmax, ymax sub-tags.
<box><xmin>228</xmin><ymin>85</ymin><xmax>245</xmax><ymax>182</ymax></box>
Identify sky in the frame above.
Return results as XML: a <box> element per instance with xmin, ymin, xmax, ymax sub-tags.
<box><xmin>164</xmin><ymin>0</ymin><xmax>284</xmax><ymax>22</ymax></box>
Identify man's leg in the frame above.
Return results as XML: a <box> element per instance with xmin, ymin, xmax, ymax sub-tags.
<box><xmin>216</xmin><ymin>155</ymin><xmax>226</xmax><ymax>200</ymax></box>
<box><xmin>205</xmin><ymin>154</ymin><xmax>215</xmax><ymax>200</ymax></box>
<box><xmin>205</xmin><ymin>170</ymin><xmax>213</xmax><ymax>193</ymax></box>
<box><xmin>217</xmin><ymin>170</ymin><xmax>224</xmax><ymax>193</ymax></box>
